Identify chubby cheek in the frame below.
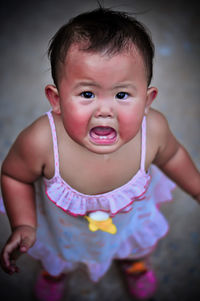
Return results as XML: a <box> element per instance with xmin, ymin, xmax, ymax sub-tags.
<box><xmin>61</xmin><ymin>105</ymin><xmax>90</xmax><ymax>140</ymax></box>
<box><xmin>118</xmin><ymin>112</ymin><xmax>143</xmax><ymax>141</ymax></box>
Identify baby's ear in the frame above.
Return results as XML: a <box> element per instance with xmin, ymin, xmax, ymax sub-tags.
<box><xmin>145</xmin><ymin>87</ymin><xmax>158</xmax><ymax>115</ymax></box>
<box><xmin>45</xmin><ymin>85</ymin><xmax>61</xmax><ymax>114</ymax></box>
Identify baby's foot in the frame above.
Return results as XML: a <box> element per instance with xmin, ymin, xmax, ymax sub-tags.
<box><xmin>34</xmin><ymin>271</ymin><xmax>66</xmax><ymax>301</ymax></box>
<box><xmin>118</xmin><ymin>260</ymin><xmax>157</xmax><ymax>299</ymax></box>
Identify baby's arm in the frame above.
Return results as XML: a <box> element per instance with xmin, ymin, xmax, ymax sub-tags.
<box><xmin>152</xmin><ymin>111</ymin><xmax>200</xmax><ymax>202</ymax></box>
<box><xmin>0</xmin><ymin>117</ymin><xmax>48</xmax><ymax>274</ymax></box>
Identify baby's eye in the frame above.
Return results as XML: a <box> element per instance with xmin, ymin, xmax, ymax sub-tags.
<box><xmin>80</xmin><ymin>91</ymin><xmax>95</xmax><ymax>99</ymax></box>
<box><xmin>115</xmin><ymin>92</ymin><xmax>129</xmax><ymax>100</ymax></box>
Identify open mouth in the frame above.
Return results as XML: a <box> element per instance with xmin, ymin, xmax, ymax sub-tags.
<box><xmin>89</xmin><ymin>126</ymin><xmax>117</xmax><ymax>144</ymax></box>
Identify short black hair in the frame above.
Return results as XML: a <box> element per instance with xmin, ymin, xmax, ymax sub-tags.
<box><xmin>48</xmin><ymin>8</ymin><xmax>155</xmax><ymax>87</ymax></box>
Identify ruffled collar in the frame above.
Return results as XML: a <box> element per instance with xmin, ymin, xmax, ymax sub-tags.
<box><xmin>44</xmin><ymin>169</ymin><xmax>151</xmax><ymax>217</ymax></box>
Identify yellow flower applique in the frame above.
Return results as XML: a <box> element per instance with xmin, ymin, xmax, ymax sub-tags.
<box><xmin>85</xmin><ymin>211</ymin><xmax>117</xmax><ymax>234</ymax></box>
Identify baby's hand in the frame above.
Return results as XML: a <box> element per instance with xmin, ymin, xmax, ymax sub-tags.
<box><xmin>0</xmin><ymin>225</ymin><xmax>36</xmax><ymax>275</ymax></box>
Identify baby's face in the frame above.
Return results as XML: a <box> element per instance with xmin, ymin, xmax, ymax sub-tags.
<box><xmin>52</xmin><ymin>44</ymin><xmax>157</xmax><ymax>154</ymax></box>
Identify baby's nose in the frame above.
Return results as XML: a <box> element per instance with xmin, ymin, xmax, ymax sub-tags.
<box><xmin>94</xmin><ymin>101</ymin><xmax>114</xmax><ymax>118</ymax></box>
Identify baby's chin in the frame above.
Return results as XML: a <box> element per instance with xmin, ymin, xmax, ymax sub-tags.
<box><xmin>83</xmin><ymin>138</ymin><xmax>126</xmax><ymax>155</ymax></box>
<box><xmin>66</xmin><ymin>130</ymin><xmax>130</xmax><ymax>155</ymax></box>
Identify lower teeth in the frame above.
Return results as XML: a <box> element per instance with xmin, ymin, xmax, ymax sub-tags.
<box><xmin>99</xmin><ymin>136</ymin><xmax>109</xmax><ymax>140</ymax></box>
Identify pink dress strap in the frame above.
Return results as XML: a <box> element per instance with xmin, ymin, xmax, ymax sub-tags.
<box><xmin>140</xmin><ymin>116</ymin><xmax>147</xmax><ymax>172</ymax></box>
<box><xmin>46</xmin><ymin>111</ymin><xmax>60</xmax><ymax>176</ymax></box>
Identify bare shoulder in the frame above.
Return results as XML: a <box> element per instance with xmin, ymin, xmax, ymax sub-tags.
<box><xmin>147</xmin><ymin>108</ymin><xmax>170</xmax><ymax>137</ymax></box>
<box><xmin>147</xmin><ymin>109</ymin><xmax>180</xmax><ymax>166</ymax></box>
<box><xmin>14</xmin><ymin>114</ymin><xmax>51</xmax><ymax>155</ymax></box>
<box><xmin>2</xmin><ymin>114</ymin><xmax>52</xmax><ymax>182</ymax></box>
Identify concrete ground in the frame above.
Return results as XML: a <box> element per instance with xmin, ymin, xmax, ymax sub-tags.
<box><xmin>0</xmin><ymin>0</ymin><xmax>200</xmax><ymax>300</ymax></box>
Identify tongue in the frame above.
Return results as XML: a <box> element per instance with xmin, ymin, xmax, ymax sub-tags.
<box><xmin>92</xmin><ymin>127</ymin><xmax>114</xmax><ymax>136</ymax></box>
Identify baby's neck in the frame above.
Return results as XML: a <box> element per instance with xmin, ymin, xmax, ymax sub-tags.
<box><xmin>103</xmin><ymin>154</ymin><xmax>110</xmax><ymax>161</ymax></box>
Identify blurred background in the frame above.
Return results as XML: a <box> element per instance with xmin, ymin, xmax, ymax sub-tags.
<box><xmin>0</xmin><ymin>0</ymin><xmax>200</xmax><ymax>300</ymax></box>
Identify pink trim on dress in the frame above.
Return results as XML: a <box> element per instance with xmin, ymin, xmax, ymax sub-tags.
<box><xmin>44</xmin><ymin>175</ymin><xmax>151</xmax><ymax>217</ymax></box>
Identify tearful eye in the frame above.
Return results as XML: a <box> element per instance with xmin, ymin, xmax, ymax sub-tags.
<box><xmin>116</xmin><ymin>92</ymin><xmax>129</xmax><ymax>100</ymax></box>
<box><xmin>81</xmin><ymin>91</ymin><xmax>95</xmax><ymax>99</ymax></box>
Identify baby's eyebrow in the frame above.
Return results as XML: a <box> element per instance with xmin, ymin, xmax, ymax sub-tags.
<box><xmin>74</xmin><ymin>81</ymin><xmax>100</xmax><ymax>89</ymax></box>
<box><xmin>112</xmin><ymin>83</ymin><xmax>137</xmax><ymax>91</ymax></box>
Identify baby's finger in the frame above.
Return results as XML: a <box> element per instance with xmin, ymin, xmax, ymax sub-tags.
<box><xmin>0</xmin><ymin>253</ymin><xmax>14</xmax><ymax>274</ymax></box>
<box><xmin>1</xmin><ymin>251</ymin><xmax>8</xmax><ymax>267</ymax></box>
<box><xmin>10</xmin><ymin>259</ymin><xmax>20</xmax><ymax>273</ymax></box>
<box><xmin>1</xmin><ymin>246</ymin><xmax>13</xmax><ymax>268</ymax></box>
<box><xmin>1</xmin><ymin>241</ymin><xmax>19</xmax><ymax>269</ymax></box>
<box><xmin>1</xmin><ymin>252</ymin><xmax>19</xmax><ymax>274</ymax></box>
<box><xmin>20</xmin><ymin>237</ymin><xmax>33</xmax><ymax>252</ymax></box>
